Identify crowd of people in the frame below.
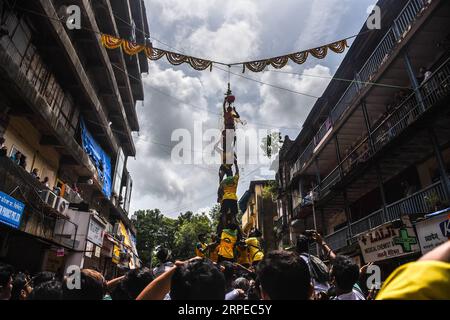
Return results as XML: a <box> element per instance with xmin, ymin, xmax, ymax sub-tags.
<box><xmin>2</xmin><ymin>231</ymin><xmax>449</xmax><ymax>301</ymax></box>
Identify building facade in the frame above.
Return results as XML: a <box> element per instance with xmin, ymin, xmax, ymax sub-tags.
<box><xmin>276</xmin><ymin>0</ymin><xmax>450</xmax><ymax>274</ymax></box>
<box><xmin>240</xmin><ymin>180</ymin><xmax>278</xmax><ymax>252</ymax></box>
<box><xmin>0</xmin><ymin>0</ymin><xmax>149</xmax><ymax>279</ymax></box>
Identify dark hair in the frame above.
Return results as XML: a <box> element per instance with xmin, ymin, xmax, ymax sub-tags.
<box><xmin>249</xmin><ymin>229</ymin><xmax>262</xmax><ymax>238</ymax></box>
<box><xmin>63</xmin><ymin>269</ymin><xmax>105</xmax><ymax>300</ymax></box>
<box><xmin>28</xmin><ymin>280</ymin><xmax>63</xmax><ymax>300</ymax></box>
<box><xmin>224</xmin><ymin>167</ymin><xmax>233</xmax><ymax>177</ymax></box>
<box><xmin>120</xmin><ymin>268</ymin><xmax>154</xmax><ymax>300</ymax></box>
<box><xmin>156</xmin><ymin>247</ymin><xmax>170</xmax><ymax>263</ymax></box>
<box><xmin>0</xmin><ymin>137</ymin><xmax>5</xmax><ymax>144</ymax></box>
<box><xmin>330</xmin><ymin>255</ymin><xmax>360</xmax><ymax>292</ymax></box>
<box><xmin>32</xmin><ymin>271</ymin><xmax>55</xmax><ymax>287</ymax></box>
<box><xmin>220</xmin><ymin>261</ymin><xmax>235</xmax><ymax>288</ymax></box>
<box><xmin>296</xmin><ymin>235</ymin><xmax>309</xmax><ymax>254</ymax></box>
<box><xmin>11</xmin><ymin>273</ymin><xmax>28</xmax><ymax>300</ymax></box>
<box><xmin>171</xmin><ymin>259</ymin><xmax>226</xmax><ymax>300</ymax></box>
<box><xmin>0</xmin><ymin>263</ymin><xmax>14</xmax><ymax>287</ymax></box>
<box><xmin>233</xmin><ymin>277</ymin><xmax>250</xmax><ymax>292</ymax></box>
<box><xmin>256</xmin><ymin>250</ymin><xmax>311</xmax><ymax>300</ymax></box>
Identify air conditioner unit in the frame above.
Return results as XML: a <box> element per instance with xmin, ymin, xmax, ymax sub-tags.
<box><xmin>39</xmin><ymin>190</ymin><xmax>57</xmax><ymax>208</ymax></box>
<box><xmin>55</xmin><ymin>197</ymin><xmax>70</xmax><ymax>216</ymax></box>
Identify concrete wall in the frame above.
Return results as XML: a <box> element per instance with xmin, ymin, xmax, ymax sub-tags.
<box><xmin>3</xmin><ymin>117</ymin><xmax>60</xmax><ymax>189</ymax></box>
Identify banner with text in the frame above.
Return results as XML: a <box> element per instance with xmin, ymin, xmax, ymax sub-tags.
<box><xmin>358</xmin><ymin>216</ymin><xmax>420</xmax><ymax>263</ymax></box>
<box><xmin>415</xmin><ymin>210</ymin><xmax>450</xmax><ymax>255</ymax></box>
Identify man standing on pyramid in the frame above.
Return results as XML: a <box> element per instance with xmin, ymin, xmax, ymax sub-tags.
<box><xmin>217</xmin><ymin>157</ymin><xmax>240</xmax><ymax>238</ymax></box>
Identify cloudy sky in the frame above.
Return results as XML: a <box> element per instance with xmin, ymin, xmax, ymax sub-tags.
<box><xmin>128</xmin><ymin>0</ymin><xmax>376</xmax><ymax>217</ymax></box>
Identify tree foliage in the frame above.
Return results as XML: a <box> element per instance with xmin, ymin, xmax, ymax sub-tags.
<box><xmin>134</xmin><ymin>207</ymin><xmax>223</xmax><ymax>266</ymax></box>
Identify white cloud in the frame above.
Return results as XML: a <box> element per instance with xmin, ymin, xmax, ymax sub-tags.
<box><xmin>130</xmin><ymin>0</ymin><xmax>377</xmax><ymax>216</ymax></box>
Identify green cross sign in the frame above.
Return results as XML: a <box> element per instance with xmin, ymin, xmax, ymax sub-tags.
<box><xmin>393</xmin><ymin>228</ymin><xmax>418</xmax><ymax>252</ymax></box>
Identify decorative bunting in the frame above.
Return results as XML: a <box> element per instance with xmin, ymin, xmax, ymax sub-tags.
<box><xmin>100</xmin><ymin>33</ymin><xmax>348</xmax><ymax>73</ymax></box>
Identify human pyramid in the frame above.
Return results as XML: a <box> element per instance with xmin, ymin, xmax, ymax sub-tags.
<box><xmin>195</xmin><ymin>85</ymin><xmax>264</xmax><ymax>269</ymax></box>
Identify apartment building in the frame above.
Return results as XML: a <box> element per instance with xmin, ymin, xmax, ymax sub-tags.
<box><xmin>0</xmin><ymin>0</ymin><xmax>149</xmax><ymax>278</ymax></box>
<box><xmin>276</xmin><ymin>0</ymin><xmax>450</xmax><ymax>274</ymax></box>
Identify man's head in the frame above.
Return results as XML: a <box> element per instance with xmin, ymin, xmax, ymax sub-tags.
<box><xmin>28</xmin><ymin>280</ymin><xmax>63</xmax><ymax>300</ymax></box>
<box><xmin>11</xmin><ymin>272</ymin><xmax>32</xmax><ymax>300</ymax></box>
<box><xmin>156</xmin><ymin>247</ymin><xmax>171</xmax><ymax>263</ymax></box>
<box><xmin>296</xmin><ymin>235</ymin><xmax>310</xmax><ymax>254</ymax></box>
<box><xmin>198</xmin><ymin>233</ymin><xmax>207</xmax><ymax>243</ymax></box>
<box><xmin>120</xmin><ymin>268</ymin><xmax>154</xmax><ymax>300</ymax></box>
<box><xmin>171</xmin><ymin>259</ymin><xmax>226</xmax><ymax>300</ymax></box>
<box><xmin>233</xmin><ymin>277</ymin><xmax>250</xmax><ymax>292</ymax></box>
<box><xmin>32</xmin><ymin>271</ymin><xmax>56</xmax><ymax>287</ymax></box>
<box><xmin>256</xmin><ymin>250</ymin><xmax>312</xmax><ymax>300</ymax></box>
<box><xmin>63</xmin><ymin>269</ymin><xmax>106</xmax><ymax>300</ymax></box>
<box><xmin>0</xmin><ymin>263</ymin><xmax>14</xmax><ymax>300</ymax></box>
<box><xmin>227</xmin><ymin>105</ymin><xmax>233</xmax><ymax>113</ymax></box>
<box><xmin>224</xmin><ymin>166</ymin><xmax>233</xmax><ymax>178</ymax></box>
<box><xmin>330</xmin><ymin>255</ymin><xmax>360</xmax><ymax>293</ymax></box>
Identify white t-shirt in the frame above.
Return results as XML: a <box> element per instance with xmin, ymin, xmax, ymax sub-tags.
<box><xmin>153</xmin><ymin>262</ymin><xmax>174</xmax><ymax>278</ymax></box>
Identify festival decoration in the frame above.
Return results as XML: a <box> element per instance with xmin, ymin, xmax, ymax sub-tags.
<box><xmin>101</xmin><ymin>34</ymin><xmax>349</xmax><ymax>73</ymax></box>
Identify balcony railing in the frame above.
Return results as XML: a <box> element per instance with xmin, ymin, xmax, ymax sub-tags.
<box><xmin>385</xmin><ymin>180</ymin><xmax>447</xmax><ymax>221</ymax></box>
<box><xmin>350</xmin><ymin>209</ymin><xmax>384</xmax><ymax>236</ymax></box>
<box><xmin>331</xmin><ymin>81</ymin><xmax>360</xmax><ymax>124</ymax></box>
<box><xmin>325</xmin><ymin>227</ymin><xmax>349</xmax><ymax>251</ymax></box>
<box><xmin>0</xmin><ymin>157</ymin><xmax>78</xmax><ymax>249</ymax></box>
<box><xmin>289</xmin><ymin>0</ymin><xmax>430</xmax><ymax>180</ymax></box>
<box><xmin>358</xmin><ymin>29</ymin><xmax>397</xmax><ymax>85</ymax></box>
<box><xmin>325</xmin><ymin>180</ymin><xmax>448</xmax><ymax>251</ymax></box>
<box><xmin>317</xmin><ymin>167</ymin><xmax>341</xmax><ymax>197</ymax></box>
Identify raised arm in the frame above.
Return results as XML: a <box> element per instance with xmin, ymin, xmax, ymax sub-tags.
<box><xmin>233</xmin><ymin>107</ymin><xmax>240</xmax><ymax>119</ymax></box>
<box><xmin>234</xmin><ymin>157</ymin><xmax>239</xmax><ymax>176</ymax></box>
<box><xmin>136</xmin><ymin>265</ymin><xmax>177</xmax><ymax>300</ymax></box>
<box><xmin>313</xmin><ymin>231</ymin><xmax>336</xmax><ymax>260</ymax></box>
<box><xmin>223</xmin><ymin>97</ymin><xmax>227</xmax><ymax>114</ymax></box>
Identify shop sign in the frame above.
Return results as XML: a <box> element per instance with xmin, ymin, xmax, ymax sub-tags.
<box><xmin>87</xmin><ymin>218</ymin><xmax>105</xmax><ymax>247</ymax></box>
<box><xmin>112</xmin><ymin>245</ymin><xmax>120</xmax><ymax>264</ymax></box>
<box><xmin>0</xmin><ymin>191</ymin><xmax>25</xmax><ymax>229</ymax></box>
<box><xmin>358</xmin><ymin>216</ymin><xmax>420</xmax><ymax>263</ymax></box>
<box><xmin>415</xmin><ymin>211</ymin><xmax>450</xmax><ymax>254</ymax></box>
<box><xmin>85</xmin><ymin>241</ymin><xmax>94</xmax><ymax>258</ymax></box>
<box><xmin>56</xmin><ymin>248</ymin><xmax>65</xmax><ymax>257</ymax></box>
<box><xmin>95</xmin><ymin>245</ymin><xmax>101</xmax><ymax>258</ymax></box>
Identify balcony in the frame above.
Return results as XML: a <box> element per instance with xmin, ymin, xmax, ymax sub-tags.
<box><xmin>289</xmin><ymin>0</ymin><xmax>433</xmax><ymax>180</ymax></box>
<box><xmin>313</xmin><ymin>56</ymin><xmax>450</xmax><ymax>200</ymax></box>
<box><xmin>0</xmin><ymin>157</ymin><xmax>78</xmax><ymax>249</ymax></box>
<box><xmin>325</xmin><ymin>179</ymin><xmax>448</xmax><ymax>251</ymax></box>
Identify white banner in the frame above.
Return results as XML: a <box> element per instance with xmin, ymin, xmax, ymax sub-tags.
<box><xmin>87</xmin><ymin>218</ymin><xmax>105</xmax><ymax>247</ymax></box>
<box><xmin>358</xmin><ymin>216</ymin><xmax>420</xmax><ymax>263</ymax></box>
<box><xmin>415</xmin><ymin>211</ymin><xmax>450</xmax><ymax>255</ymax></box>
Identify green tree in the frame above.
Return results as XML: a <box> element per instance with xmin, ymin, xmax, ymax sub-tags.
<box><xmin>134</xmin><ymin>209</ymin><xmax>177</xmax><ymax>267</ymax></box>
<box><xmin>173</xmin><ymin>213</ymin><xmax>213</xmax><ymax>260</ymax></box>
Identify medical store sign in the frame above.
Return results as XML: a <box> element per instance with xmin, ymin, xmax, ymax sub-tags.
<box><xmin>415</xmin><ymin>211</ymin><xmax>450</xmax><ymax>255</ymax></box>
<box><xmin>358</xmin><ymin>216</ymin><xmax>420</xmax><ymax>263</ymax></box>
<box><xmin>0</xmin><ymin>191</ymin><xmax>25</xmax><ymax>229</ymax></box>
